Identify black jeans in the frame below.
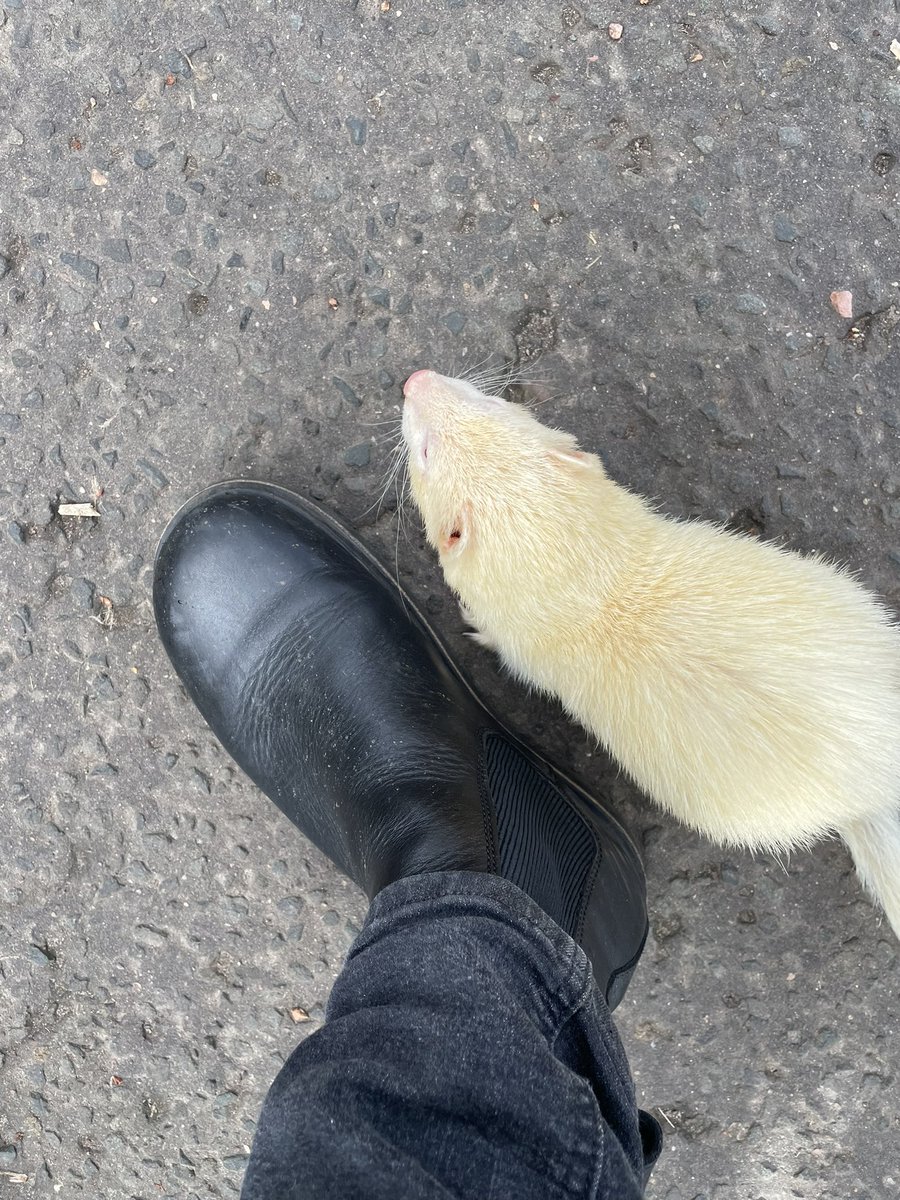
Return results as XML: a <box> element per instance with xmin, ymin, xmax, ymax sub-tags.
<box><xmin>242</xmin><ymin>872</ymin><xmax>661</xmax><ymax>1199</ymax></box>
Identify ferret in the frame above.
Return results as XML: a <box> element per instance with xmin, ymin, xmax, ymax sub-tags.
<box><xmin>400</xmin><ymin>369</ymin><xmax>900</xmax><ymax>938</ymax></box>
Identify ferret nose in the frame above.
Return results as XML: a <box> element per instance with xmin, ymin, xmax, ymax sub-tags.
<box><xmin>403</xmin><ymin>369</ymin><xmax>435</xmax><ymax>398</ymax></box>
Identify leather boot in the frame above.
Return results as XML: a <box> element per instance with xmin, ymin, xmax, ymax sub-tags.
<box><xmin>153</xmin><ymin>482</ymin><xmax>648</xmax><ymax>1009</ymax></box>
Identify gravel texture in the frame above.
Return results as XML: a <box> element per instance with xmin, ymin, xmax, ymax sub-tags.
<box><xmin>1</xmin><ymin>2</ymin><xmax>899</xmax><ymax>1197</ymax></box>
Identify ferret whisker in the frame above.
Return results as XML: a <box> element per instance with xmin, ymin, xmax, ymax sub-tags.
<box><xmin>510</xmin><ymin>372</ymin><xmax>552</xmax><ymax>386</ymax></box>
<box><xmin>459</xmin><ymin>355</ymin><xmax>485</xmax><ymax>378</ymax></box>
<box><xmin>466</xmin><ymin>361</ymin><xmax>519</xmax><ymax>391</ymax></box>
<box><xmin>423</xmin><ymin>359</ymin><xmax>555</xmax><ymax>399</ymax></box>
<box><xmin>521</xmin><ymin>389</ymin><xmax>565</xmax><ymax>410</ymax></box>
<box><xmin>383</xmin><ymin>448</ymin><xmax>407</xmax><ymax>500</ymax></box>
<box><xmin>393</xmin><ymin>469</ymin><xmax>414</xmax><ymax>619</ymax></box>
<box><xmin>478</xmin><ymin>375</ymin><xmax>517</xmax><ymax>397</ymax></box>
<box><xmin>478</xmin><ymin>367</ymin><xmax>555</xmax><ymax>399</ymax></box>
<box><xmin>359</xmin><ymin>441</ymin><xmax>406</xmax><ymax>520</ymax></box>
<box><xmin>460</xmin><ymin>353</ymin><xmax>501</xmax><ymax>385</ymax></box>
<box><xmin>371</xmin><ymin>429</ymin><xmax>405</xmax><ymax>447</ymax></box>
<box><xmin>466</xmin><ymin>372</ymin><xmax>497</xmax><ymax>393</ymax></box>
<box><xmin>476</xmin><ymin>364</ymin><xmax>516</xmax><ymax>382</ymax></box>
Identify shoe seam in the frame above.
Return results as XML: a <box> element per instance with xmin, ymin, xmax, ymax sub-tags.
<box><xmin>477</xmin><ymin>727</ymin><xmax>499</xmax><ymax>874</ymax></box>
<box><xmin>574</xmin><ymin>820</ymin><xmax>602</xmax><ymax>945</ymax></box>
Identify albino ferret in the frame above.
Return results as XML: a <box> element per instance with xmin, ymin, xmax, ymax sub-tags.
<box><xmin>401</xmin><ymin>369</ymin><xmax>900</xmax><ymax>938</ymax></box>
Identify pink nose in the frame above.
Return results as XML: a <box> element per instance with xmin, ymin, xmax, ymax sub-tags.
<box><xmin>403</xmin><ymin>369</ymin><xmax>434</xmax><ymax>398</ymax></box>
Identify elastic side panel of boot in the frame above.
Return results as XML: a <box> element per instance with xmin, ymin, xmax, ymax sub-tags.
<box><xmin>483</xmin><ymin>732</ymin><xmax>598</xmax><ymax>939</ymax></box>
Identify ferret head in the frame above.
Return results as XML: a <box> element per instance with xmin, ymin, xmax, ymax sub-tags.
<box><xmin>401</xmin><ymin>370</ymin><xmax>597</xmax><ymax>592</ymax></box>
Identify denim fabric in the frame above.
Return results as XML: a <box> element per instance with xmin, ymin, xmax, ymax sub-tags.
<box><xmin>242</xmin><ymin>872</ymin><xmax>661</xmax><ymax>1199</ymax></box>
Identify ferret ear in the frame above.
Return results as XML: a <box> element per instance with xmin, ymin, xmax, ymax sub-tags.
<box><xmin>439</xmin><ymin>505</ymin><xmax>471</xmax><ymax>557</ymax></box>
<box><xmin>548</xmin><ymin>448</ymin><xmax>590</xmax><ymax>469</ymax></box>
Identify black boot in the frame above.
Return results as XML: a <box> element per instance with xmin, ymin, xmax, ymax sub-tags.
<box><xmin>153</xmin><ymin>483</ymin><xmax>648</xmax><ymax>1009</ymax></box>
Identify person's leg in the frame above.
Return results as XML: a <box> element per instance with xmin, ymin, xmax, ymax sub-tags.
<box><xmin>153</xmin><ymin>483</ymin><xmax>661</xmax><ymax>1198</ymax></box>
<box><xmin>243</xmin><ymin>873</ymin><xmax>661</xmax><ymax>1200</ymax></box>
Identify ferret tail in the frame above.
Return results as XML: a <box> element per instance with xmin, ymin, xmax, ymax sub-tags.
<box><xmin>841</xmin><ymin>808</ymin><xmax>900</xmax><ymax>940</ymax></box>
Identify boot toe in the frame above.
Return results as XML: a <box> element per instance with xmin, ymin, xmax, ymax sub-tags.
<box><xmin>154</xmin><ymin>483</ymin><xmax>346</xmax><ymax>722</ymax></box>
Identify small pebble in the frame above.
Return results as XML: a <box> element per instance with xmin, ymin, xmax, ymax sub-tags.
<box><xmin>830</xmin><ymin>289</ymin><xmax>853</xmax><ymax>318</ymax></box>
<box><xmin>343</xmin><ymin>442</ymin><xmax>371</xmax><ymax>468</ymax></box>
<box><xmin>380</xmin><ymin>201</ymin><xmax>400</xmax><ymax>227</ymax></box>
<box><xmin>508</xmin><ymin>33</ymin><xmax>535</xmax><ymax>60</ymax></box>
<box><xmin>134</xmin><ymin>149</ymin><xmax>157</xmax><ymax>169</ymax></box>
<box><xmin>313</xmin><ymin>180</ymin><xmax>342</xmax><ymax>202</ymax></box>
<box><xmin>60</xmin><ymin>252</ymin><xmax>99</xmax><ymax>282</ymax></box>
<box><xmin>699</xmin><ymin>400</ymin><xmax>721</xmax><ymax>423</ymax></box>
<box><xmin>873</xmin><ymin>151</ymin><xmax>896</xmax><ymax>177</ymax></box>
<box><xmin>103</xmin><ymin>238</ymin><xmax>132</xmax><ymax>264</ymax></box>
<box><xmin>367</xmin><ymin>287</ymin><xmax>390</xmax><ymax>309</ymax></box>
<box><xmin>608</xmin><ymin>23</ymin><xmax>623</xmax><ymax>41</ymax></box>
<box><xmin>734</xmin><ymin>293</ymin><xmax>767</xmax><ymax>315</ymax></box>
<box><xmin>755</xmin><ymin>15</ymin><xmax>782</xmax><ymax>35</ymax></box>
<box><xmin>693</xmin><ymin>136</ymin><xmax>715</xmax><ymax>155</ymax></box>
<box><xmin>773</xmin><ymin>214</ymin><xmax>796</xmax><ymax>243</ymax></box>
<box><xmin>72</xmin><ymin>578</ymin><xmax>97</xmax><ymax>614</ymax></box>
<box><xmin>332</xmin><ymin>377</ymin><xmax>362</xmax><ymax>408</ymax></box>
<box><xmin>136</xmin><ymin>459</ymin><xmax>170</xmax><ymax>489</ymax></box>
<box><xmin>345</xmin><ymin>117</ymin><xmax>367</xmax><ymax>147</ymax></box>
<box><xmin>777</xmin><ymin>126</ymin><xmax>804</xmax><ymax>149</ymax></box>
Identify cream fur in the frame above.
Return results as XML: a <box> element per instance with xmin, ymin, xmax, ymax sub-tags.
<box><xmin>402</xmin><ymin>370</ymin><xmax>900</xmax><ymax>937</ymax></box>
